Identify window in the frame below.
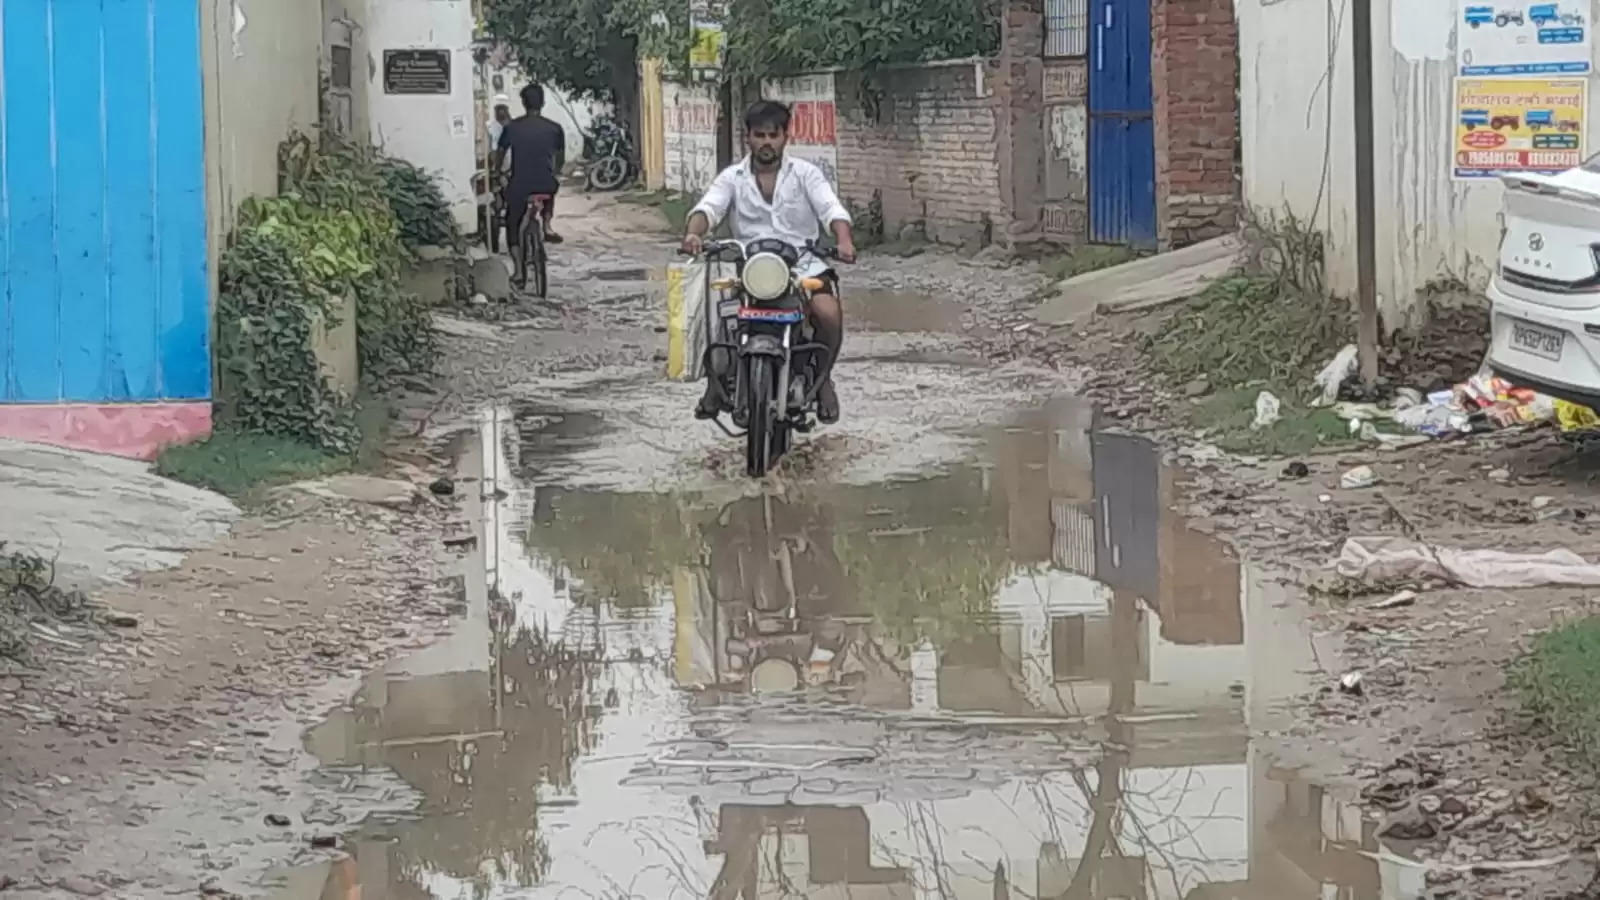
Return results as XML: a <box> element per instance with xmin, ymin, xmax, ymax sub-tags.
<box><xmin>330</xmin><ymin>44</ymin><xmax>352</xmax><ymax>90</ymax></box>
<box><xmin>1045</xmin><ymin>0</ymin><xmax>1088</xmax><ymax>57</ymax></box>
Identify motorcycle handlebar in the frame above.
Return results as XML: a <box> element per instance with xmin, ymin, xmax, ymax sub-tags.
<box><xmin>677</xmin><ymin>240</ymin><xmax>852</xmax><ymax>263</ymax></box>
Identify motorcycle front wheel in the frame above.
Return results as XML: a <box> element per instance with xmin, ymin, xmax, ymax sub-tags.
<box><xmin>745</xmin><ymin>357</ymin><xmax>780</xmax><ymax>478</ymax></box>
<box><xmin>588</xmin><ymin>155</ymin><xmax>629</xmax><ymax>192</ymax></box>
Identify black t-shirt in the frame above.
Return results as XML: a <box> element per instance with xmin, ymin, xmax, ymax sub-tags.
<box><xmin>498</xmin><ymin>114</ymin><xmax>565</xmax><ymax>193</ymax></box>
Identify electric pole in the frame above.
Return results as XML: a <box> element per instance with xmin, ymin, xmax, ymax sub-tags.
<box><xmin>1352</xmin><ymin>0</ymin><xmax>1380</xmax><ymax>384</ymax></box>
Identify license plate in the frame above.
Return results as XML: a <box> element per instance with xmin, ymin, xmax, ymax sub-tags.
<box><xmin>737</xmin><ymin>307</ymin><xmax>804</xmax><ymax>323</ymax></box>
<box><xmin>1509</xmin><ymin>318</ymin><xmax>1564</xmax><ymax>362</ymax></box>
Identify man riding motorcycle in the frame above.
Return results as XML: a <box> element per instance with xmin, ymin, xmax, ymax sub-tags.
<box><xmin>681</xmin><ymin>100</ymin><xmax>857</xmax><ymax>424</ymax></box>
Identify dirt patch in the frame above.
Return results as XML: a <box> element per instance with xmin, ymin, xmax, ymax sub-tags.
<box><xmin>0</xmin><ymin>464</ymin><xmax>466</xmax><ymax>896</ymax></box>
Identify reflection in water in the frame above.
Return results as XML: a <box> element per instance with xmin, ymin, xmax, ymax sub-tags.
<box><xmin>270</xmin><ymin>399</ymin><xmax>1427</xmax><ymax>900</ymax></box>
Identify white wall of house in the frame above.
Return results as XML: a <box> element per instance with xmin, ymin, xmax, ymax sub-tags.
<box><xmin>364</xmin><ymin>0</ymin><xmax>477</xmax><ymax>232</ymax></box>
<box><xmin>1237</xmin><ymin>0</ymin><xmax>1594</xmax><ymax>330</ymax></box>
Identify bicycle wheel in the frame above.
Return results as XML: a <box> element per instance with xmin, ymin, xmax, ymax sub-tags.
<box><xmin>532</xmin><ymin>230</ymin><xmax>548</xmax><ymax>299</ymax></box>
<box><xmin>516</xmin><ymin>216</ymin><xmax>534</xmax><ymax>292</ymax></box>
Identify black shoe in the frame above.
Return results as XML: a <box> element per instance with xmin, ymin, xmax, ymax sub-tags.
<box><xmin>695</xmin><ymin>385</ymin><xmax>721</xmax><ymax>420</ymax></box>
<box><xmin>544</xmin><ymin>231</ymin><xmax>565</xmax><ymax>245</ymax></box>
<box><xmin>816</xmin><ymin>379</ymin><xmax>840</xmax><ymax>424</ymax></box>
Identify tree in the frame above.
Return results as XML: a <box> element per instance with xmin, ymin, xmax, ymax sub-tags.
<box><xmin>483</xmin><ymin>0</ymin><xmax>999</xmax><ymax>133</ymax></box>
<box><xmin>481</xmin><ymin>0</ymin><xmax>689</xmax><ymax>143</ymax></box>
<box><xmin>725</xmin><ymin>0</ymin><xmax>999</xmax><ymax>85</ymax></box>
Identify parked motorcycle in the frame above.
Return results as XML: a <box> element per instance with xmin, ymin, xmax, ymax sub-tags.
<box><xmin>692</xmin><ymin>239</ymin><xmax>846</xmax><ymax>478</ymax></box>
<box><xmin>581</xmin><ymin>115</ymin><xmax>635</xmax><ymax>192</ymax></box>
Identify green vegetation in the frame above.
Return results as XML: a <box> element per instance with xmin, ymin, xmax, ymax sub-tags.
<box><xmin>155</xmin><ymin>430</ymin><xmax>352</xmax><ymax>499</ymax></box>
<box><xmin>155</xmin><ymin>397</ymin><xmax>392</xmax><ymax>500</ymax></box>
<box><xmin>1138</xmin><ymin>209</ymin><xmax>1365</xmax><ymax>457</ymax></box>
<box><xmin>1184</xmin><ymin>388</ymin><xmax>1353</xmax><ymax>457</ymax></box>
<box><xmin>1512</xmin><ymin>617</ymin><xmax>1600</xmax><ymax>774</ymax></box>
<box><xmin>482</xmin><ymin>0</ymin><xmax>998</xmax><ymax>105</ymax></box>
<box><xmin>723</xmin><ymin>0</ymin><xmax>998</xmax><ymax>84</ymax></box>
<box><xmin>1150</xmin><ymin>208</ymin><xmax>1343</xmax><ymax>391</ymax></box>
<box><xmin>179</xmin><ymin>133</ymin><xmax>442</xmax><ymax>497</ymax></box>
<box><xmin>483</xmin><ymin>0</ymin><xmax>649</xmax><ymax>109</ymax></box>
<box><xmin>214</xmin><ymin>133</ymin><xmax>438</xmax><ymax>459</ymax></box>
<box><xmin>374</xmin><ymin>155</ymin><xmax>462</xmax><ymax>250</ymax></box>
<box><xmin>1041</xmin><ymin>245</ymin><xmax>1141</xmax><ymax>282</ymax></box>
<box><xmin>1149</xmin><ymin>272</ymin><xmax>1353</xmax><ymax>390</ymax></box>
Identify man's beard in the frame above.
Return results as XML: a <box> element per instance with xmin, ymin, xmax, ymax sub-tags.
<box><xmin>754</xmin><ymin>147</ymin><xmax>780</xmax><ymax>164</ymax></box>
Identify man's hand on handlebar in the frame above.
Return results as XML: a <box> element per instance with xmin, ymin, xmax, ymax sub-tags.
<box><xmin>680</xmin><ymin>233</ymin><xmax>704</xmax><ymax>257</ymax></box>
<box><xmin>835</xmin><ymin>240</ymin><xmax>857</xmax><ymax>264</ymax></box>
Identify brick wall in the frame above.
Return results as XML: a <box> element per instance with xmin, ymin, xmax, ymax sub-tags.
<box><xmin>1152</xmin><ymin>0</ymin><xmax>1241</xmax><ymax>249</ymax></box>
<box><xmin>835</xmin><ymin>64</ymin><xmax>1008</xmax><ymax>248</ymax></box>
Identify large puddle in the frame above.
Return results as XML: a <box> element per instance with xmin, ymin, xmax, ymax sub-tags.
<box><xmin>261</xmin><ymin>398</ymin><xmax>1430</xmax><ymax>900</ymax></box>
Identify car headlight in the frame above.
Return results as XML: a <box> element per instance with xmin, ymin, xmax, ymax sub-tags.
<box><xmin>742</xmin><ymin>252</ymin><xmax>791</xmax><ymax>302</ymax></box>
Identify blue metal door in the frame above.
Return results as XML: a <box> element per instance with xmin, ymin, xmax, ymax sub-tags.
<box><xmin>1</xmin><ymin>0</ymin><xmax>210</xmax><ymax>405</ymax></box>
<box><xmin>1088</xmin><ymin>0</ymin><xmax>1157</xmax><ymax>247</ymax></box>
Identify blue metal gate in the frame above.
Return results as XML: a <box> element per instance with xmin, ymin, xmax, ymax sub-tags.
<box><xmin>1088</xmin><ymin>0</ymin><xmax>1157</xmax><ymax>247</ymax></box>
<box><xmin>1</xmin><ymin>0</ymin><xmax>210</xmax><ymax>405</ymax></box>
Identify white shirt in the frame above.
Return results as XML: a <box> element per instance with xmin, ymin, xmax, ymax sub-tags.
<box><xmin>691</xmin><ymin>155</ymin><xmax>852</xmax><ymax>275</ymax></box>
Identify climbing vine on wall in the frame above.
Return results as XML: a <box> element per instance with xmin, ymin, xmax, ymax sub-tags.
<box><xmin>216</xmin><ymin>133</ymin><xmax>441</xmax><ymax>452</ymax></box>
<box><xmin>374</xmin><ymin>155</ymin><xmax>462</xmax><ymax>251</ymax></box>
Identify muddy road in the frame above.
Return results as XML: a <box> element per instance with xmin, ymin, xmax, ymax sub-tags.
<box><xmin>248</xmin><ymin>196</ymin><xmax>1433</xmax><ymax>899</ymax></box>
<box><xmin>4</xmin><ymin>194</ymin><xmax>1513</xmax><ymax>899</ymax></box>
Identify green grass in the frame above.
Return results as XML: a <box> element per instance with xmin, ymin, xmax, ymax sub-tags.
<box><xmin>1149</xmin><ymin>273</ymin><xmax>1354</xmax><ymax>390</ymax></box>
<box><xmin>1041</xmin><ymin>245</ymin><xmax>1141</xmax><ymax>282</ymax></box>
<box><xmin>619</xmin><ymin>189</ymin><xmax>696</xmax><ymax>233</ymax></box>
<box><xmin>156</xmin><ymin>396</ymin><xmax>392</xmax><ymax>500</ymax></box>
<box><xmin>1186</xmin><ymin>388</ymin><xmax>1355</xmax><ymax>457</ymax></box>
<box><xmin>155</xmin><ymin>431</ymin><xmax>352</xmax><ymax>499</ymax></box>
<box><xmin>1512</xmin><ymin>617</ymin><xmax>1600</xmax><ymax>774</ymax></box>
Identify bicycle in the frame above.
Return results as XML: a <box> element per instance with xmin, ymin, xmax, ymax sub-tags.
<box><xmin>515</xmin><ymin>193</ymin><xmax>553</xmax><ymax>299</ymax></box>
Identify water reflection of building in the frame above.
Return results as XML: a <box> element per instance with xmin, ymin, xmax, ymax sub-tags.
<box><xmin>279</xmin><ymin>401</ymin><xmax>1424</xmax><ymax>900</ymax></box>
<box><xmin>653</xmin><ymin>398</ymin><xmax>1365</xmax><ymax>900</ymax></box>
<box><xmin>298</xmin><ymin>619</ymin><xmax>602</xmax><ymax>898</ymax></box>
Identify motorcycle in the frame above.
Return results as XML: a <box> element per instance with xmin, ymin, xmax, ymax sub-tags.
<box><xmin>581</xmin><ymin>115</ymin><xmax>635</xmax><ymax>192</ymax></box>
<box><xmin>692</xmin><ymin>238</ymin><xmax>846</xmax><ymax>478</ymax></box>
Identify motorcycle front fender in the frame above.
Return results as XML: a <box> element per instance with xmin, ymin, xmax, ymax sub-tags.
<box><xmin>740</xmin><ymin>333</ymin><xmax>787</xmax><ymax>359</ymax></box>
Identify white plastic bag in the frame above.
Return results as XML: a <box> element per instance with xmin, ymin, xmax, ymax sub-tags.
<box><xmin>1335</xmin><ymin>537</ymin><xmax>1600</xmax><ymax>588</ymax></box>
<box><xmin>1252</xmin><ymin>390</ymin><xmax>1282</xmax><ymax>429</ymax></box>
<box><xmin>1311</xmin><ymin>344</ymin><xmax>1360</xmax><ymax>407</ymax></box>
<box><xmin>665</xmin><ymin>259</ymin><xmax>709</xmax><ymax>381</ymax></box>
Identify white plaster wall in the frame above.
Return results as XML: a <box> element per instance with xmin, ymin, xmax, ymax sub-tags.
<box><xmin>663</xmin><ymin>79</ymin><xmax>721</xmax><ymax>193</ymax></box>
<box><xmin>1237</xmin><ymin>0</ymin><xmax>1590</xmax><ymax>329</ymax></box>
<box><xmin>364</xmin><ymin>0</ymin><xmax>477</xmax><ymax>232</ymax></box>
<box><xmin>200</xmin><ymin>0</ymin><xmax>323</xmax><ymax>289</ymax></box>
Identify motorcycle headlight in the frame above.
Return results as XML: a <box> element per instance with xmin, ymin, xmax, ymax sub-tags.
<box><xmin>742</xmin><ymin>252</ymin><xmax>791</xmax><ymax>302</ymax></box>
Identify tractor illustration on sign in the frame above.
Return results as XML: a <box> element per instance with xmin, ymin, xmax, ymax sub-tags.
<box><xmin>1461</xmin><ymin>108</ymin><xmax>1492</xmax><ymax>130</ymax></box>
<box><xmin>1465</xmin><ymin>4</ymin><xmax>1527</xmax><ymax>26</ymax></box>
<box><xmin>1527</xmin><ymin>109</ymin><xmax>1555</xmax><ymax>130</ymax></box>
<box><xmin>1492</xmin><ymin>113</ymin><xmax>1522</xmax><ymax>130</ymax></box>
<box><xmin>1559</xmin><ymin>118</ymin><xmax>1581</xmax><ymax>132</ymax></box>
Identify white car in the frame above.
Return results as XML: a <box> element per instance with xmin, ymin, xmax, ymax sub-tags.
<box><xmin>1488</xmin><ymin>160</ymin><xmax>1600</xmax><ymax>407</ymax></box>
